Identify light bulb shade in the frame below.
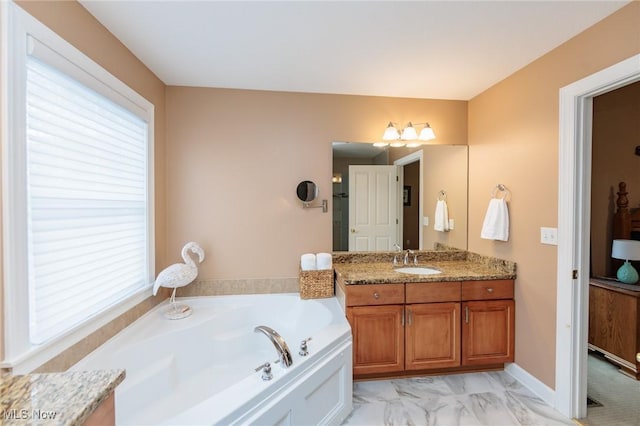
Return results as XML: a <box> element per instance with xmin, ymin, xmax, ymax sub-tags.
<box><xmin>382</xmin><ymin>122</ymin><xmax>400</xmax><ymax>141</ymax></box>
<box><xmin>401</xmin><ymin>123</ymin><xmax>418</xmax><ymax>140</ymax></box>
<box><xmin>419</xmin><ymin>123</ymin><xmax>436</xmax><ymax>141</ymax></box>
<box><xmin>389</xmin><ymin>141</ymin><xmax>405</xmax><ymax>148</ymax></box>
<box><xmin>612</xmin><ymin>239</ymin><xmax>640</xmax><ymax>261</ymax></box>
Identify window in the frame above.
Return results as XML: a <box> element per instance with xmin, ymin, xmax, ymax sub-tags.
<box><xmin>2</xmin><ymin>3</ymin><xmax>154</xmax><ymax>372</ymax></box>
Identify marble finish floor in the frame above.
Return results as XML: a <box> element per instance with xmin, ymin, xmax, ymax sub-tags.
<box><xmin>343</xmin><ymin>371</ymin><xmax>574</xmax><ymax>426</ymax></box>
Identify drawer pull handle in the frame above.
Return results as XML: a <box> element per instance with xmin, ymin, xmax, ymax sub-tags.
<box><xmin>373</xmin><ymin>292</ymin><xmax>380</xmax><ymax>299</ymax></box>
<box><xmin>465</xmin><ymin>306</ymin><xmax>469</xmax><ymax>324</ymax></box>
<box><xmin>487</xmin><ymin>288</ymin><xmax>494</xmax><ymax>293</ymax></box>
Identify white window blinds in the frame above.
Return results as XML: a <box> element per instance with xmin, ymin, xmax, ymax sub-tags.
<box><xmin>26</xmin><ymin>55</ymin><xmax>150</xmax><ymax>344</ymax></box>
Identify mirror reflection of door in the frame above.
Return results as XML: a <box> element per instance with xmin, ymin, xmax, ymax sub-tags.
<box><xmin>402</xmin><ymin>161</ymin><xmax>420</xmax><ymax>249</ymax></box>
<box><xmin>348</xmin><ymin>165</ymin><xmax>399</xmax><ymax>251</ymax></box>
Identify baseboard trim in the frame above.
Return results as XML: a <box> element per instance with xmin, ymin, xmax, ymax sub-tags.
<box><xmin>504</xmin><ymin>362</ymin><xmax>555</xmax><ymax>407</ymax></box>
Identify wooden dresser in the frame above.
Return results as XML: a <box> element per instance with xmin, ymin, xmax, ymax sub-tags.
<box><xmin>588</xmin><ymin>278</ymin><xmax>640</xmax><ymax>379</ymax></box>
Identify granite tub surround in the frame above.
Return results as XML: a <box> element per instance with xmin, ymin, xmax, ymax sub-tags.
<box><xmin>1</xmin><ymin>369</ymin><xmax>124</xmax><ymax>425</ymax></box>
<box><xmin>176</xmin><ymin>277</ymin><xmax>299</xmax><ymax>297</ymax></box>
<box><xmin>342</xmin><ymin>371</ymin><xmax>573</xmax><ymax>426</ymax></box>
<box><xmin>334</xmin><ymin>249</ymin><xmax>516</xmax><ymax>285</ymax></box>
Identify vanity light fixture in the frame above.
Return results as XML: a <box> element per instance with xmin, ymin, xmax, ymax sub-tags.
<box><xmin>376</xmin><ymin>121</ymin><xmax>436</xmax><ymax>147</ymax></box>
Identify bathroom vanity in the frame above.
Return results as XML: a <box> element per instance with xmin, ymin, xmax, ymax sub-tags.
<box><xmin>333</xmin><ymin>249</ymin><xmax>516</xmax><ymax>379</ymax></box>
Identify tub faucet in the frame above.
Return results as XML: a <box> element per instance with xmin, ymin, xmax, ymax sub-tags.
<box><xmin>254</xmin><ymin>325</ymin><xmax>293</xmax><ymax>368</ymax></box>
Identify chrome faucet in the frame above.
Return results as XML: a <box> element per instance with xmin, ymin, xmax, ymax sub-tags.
<box><xmin>404</xmin><ymin>249</ymin><xmax>415</xmax><ymax>265</ymax></box>
<box><xmin>254</xmin><ymin>325</ymin><xmax>293</xmax><ymax>368</ymax></box>
<box><xmin>393</xmin><ymin>243</ymin><xmax>402</xmax><ymax>266</ymax></box>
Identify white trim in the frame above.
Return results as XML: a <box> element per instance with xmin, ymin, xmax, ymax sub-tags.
<box><xmin>556</xmin><ymin>53</ymin><xmax>640</xmax><ymax>419</ymax></box>
<box><xmin>505</xmin><ymin>362</ymin><xmax>555</xmax><ymax>408</ymax></box>
<box><xmin>394</xmin><ymin>150</ymin><xmax>424</xmax><ymax>249</ymax></box>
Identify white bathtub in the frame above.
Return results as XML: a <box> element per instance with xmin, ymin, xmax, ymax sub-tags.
<box><xmin>71</xmin><ymin>293</ymin><xmax>353</xmax><ymax>425</ymax></box>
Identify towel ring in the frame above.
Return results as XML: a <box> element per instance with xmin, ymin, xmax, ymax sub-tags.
<box><xmin>438</xmin><ymin>190</ymin><xmax>447</xmax><ymax>201</ymax></box>
<box><xmin>491</xmin><ymin>184</ymin><xmax>511</xmax><ymax>200</ymax></box>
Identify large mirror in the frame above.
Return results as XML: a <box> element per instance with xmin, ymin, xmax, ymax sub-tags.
<box><xmin>332</xmin><ymin>142</ymin><xmax>468</xmax><ymax>252</ymax></box>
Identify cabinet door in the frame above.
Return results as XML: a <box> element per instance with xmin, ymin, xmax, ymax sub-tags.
<box><xmin>347</xmin><ymin>305</ymin><xmax>404</xmax><ymax>376</ymax></box>
<box><xmin>406</xmin><ymin>303</ymin><xmax>460</xmax><ymax>370</ymax></box>
<box><xmin>462</xmin><ymin>300</ymin><xmax>515</xmax><ymax>366</ymax></box>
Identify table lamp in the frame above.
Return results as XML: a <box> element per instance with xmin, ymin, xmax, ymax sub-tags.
<box><xmin>611</xmin><ymin>239</ymin><xmax>640</xmax><ymax>284</ymax></box>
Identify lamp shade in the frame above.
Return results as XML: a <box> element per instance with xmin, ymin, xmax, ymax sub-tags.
<box><xmin>400</xmin><ymin>122</ymin><xmax>418</xmax><ymax>140</ymax></box>
<box><xmin>382</xmin><ymin>122</ymin><xmax>400</xmax><ymax>141</ymax></box>
<box><xmin>612</xmin><ymin>239</ymin><xmax>640</xmax><ymax>261</ymax></box>
<box><xmin>419</xmin><ymin>123</ymin><xmax>436</xmax><ymax>141</ymax></box>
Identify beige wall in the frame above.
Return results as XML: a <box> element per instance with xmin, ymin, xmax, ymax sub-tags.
<box><xmin>0</xmin><ymin>1</ymin><xmax>168</xmax><ymax>367</ymax></box>
<box><xmin>591</xmin><ymin>81</ymin><xmax>640</xmax><ymax>277</ymax></box>
<box><xmin>468</xmin><ymin>2</ymin><xmax>640</xmax><ymax>388</ymax></box>
<box><xmin>165</xmin><ymin>87</ymin><xmax>467</xmax><ymax>279</ymax></box>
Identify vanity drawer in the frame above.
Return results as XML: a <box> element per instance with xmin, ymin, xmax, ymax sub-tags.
<box><xmin>462</xmin><ymin>280</ymin><xmax>514</xmax><ymax>300</ymax></box>
<box><xmin>346</xmin><ymin>283</ymin><xmax>404</xmax><ymax>306</ymax></box>
<box><xmin>406</xmin><ymin>282</ymin><xmax>461</xmax><ymax>303</ymax></box>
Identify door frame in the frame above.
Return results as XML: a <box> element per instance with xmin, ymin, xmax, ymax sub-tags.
<box><xmin>556</xmin><ymin>53</ymin><xmax>640</xmax><ymax>419</ymax></box>
<box><xmin>394</xmin><ymin>150</ymin><xmax>424</xmax><ymax>249</ymax></box>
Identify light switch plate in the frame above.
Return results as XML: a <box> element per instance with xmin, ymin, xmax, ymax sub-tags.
<box><xmin>541</xmin><ymin>227</ymin><xmax>558</xmax><ymax>245</ymax></box>
<box><xmin>448</xmin><ymin>219</ymin><xmax>454</xmax><ymax>230</ymax></box>
<box><xmin>423</xmin><ymin>216</ymin><xmax>429</xmax><ymax>226</ymax></box>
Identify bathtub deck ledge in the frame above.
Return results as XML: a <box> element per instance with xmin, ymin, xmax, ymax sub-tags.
<box><xmin>0</xmin><ymin>369</ymin><xmax>125</xmax><ymax>425</ymax></box>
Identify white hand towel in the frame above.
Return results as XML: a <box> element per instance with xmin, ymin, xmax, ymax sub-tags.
<box><xmin>481</xmin><ymin>198</ymin><xmax>509</xmax><ymax>241</ymax></box>
<box><xmin>300</xmin><ymin>253</ymin><xmax>317</xmax><ymax>271</ymax></box>
<box><xmin>434</xmin><ymin>199</ymin><xmax>450</xmax><ymax>232</ymax></box>
<box><xmin>316</xmin><ymin>253</ymin><xmax>333</xmax><ymax>270</ymax></box>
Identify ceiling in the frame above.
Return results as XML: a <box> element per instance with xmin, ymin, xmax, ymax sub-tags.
<box><xmin>80</xmin><ymin>1</ymin><xmax>630</xmax><ymax>101</ymax></box>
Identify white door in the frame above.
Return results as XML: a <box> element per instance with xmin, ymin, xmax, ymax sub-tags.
<box><xmin>348</xmin><ymin>165</ymin><xmax>399</xmax><ymax>251</ymax></box>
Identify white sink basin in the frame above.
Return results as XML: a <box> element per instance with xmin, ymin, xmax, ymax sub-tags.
<box><xmin>394</xmin><ymin>267</ymin><xmax>442</xmax><ymax>275</ymax></box>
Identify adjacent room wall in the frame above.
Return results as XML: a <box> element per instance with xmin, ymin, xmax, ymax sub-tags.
<box><xmin>165</xmin><ymin>87</ymin><xmax>467</xmax><ymax>280</ymax></box>
<box><xmin>467</xmin><ymin>2</ymin><xmax>640</xmax><ymax>388</ymax></box>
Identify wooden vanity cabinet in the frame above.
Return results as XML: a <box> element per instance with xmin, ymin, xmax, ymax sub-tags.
<box><xmin>345</xmin><ymin>283</ymin><xmax>405</xmax><ymax>376</ymax></box>
<box><xmin>405</xmin><ymin>282</ymin><xmax>461</xmax><ymax>370</ymax></box>
<box><xmin>343</xmin><ymin>279</ymin><xmax>515</xmax><ymax>378</ymax></box>
<box><xmin>405</xmin><ymin>302</ymin><xmax>460</xmax><ymax>370</ymax></box>
<box><xmin>461</xmin><ymin>280</ymin><xmax>515</xmax><ymax>366</ymax></box>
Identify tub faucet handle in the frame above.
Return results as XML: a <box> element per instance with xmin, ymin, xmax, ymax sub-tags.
<box><xmin>255</xmin><ymin>361</ymin><xmax>273</xmax><ymax>381</ymax></box>
<box><xmin>299</xmin><ymin>337</ymin><xmax>312</xmax><ymax>356</ymax></box>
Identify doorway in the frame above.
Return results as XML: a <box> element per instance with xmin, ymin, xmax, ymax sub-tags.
<box><xmin>556</xmin><ymin>53</ymin><xmax>640</xmax><ymax>419</ymax></box>
<box><xmin>395</xmin><ymin>150</ymin><xmax>424</xmax><ymax>250</ymax></box>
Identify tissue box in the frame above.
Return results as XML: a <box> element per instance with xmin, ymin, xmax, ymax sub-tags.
<box><xmin>299</xmin><ymin>268</ymin><xmax>334</xmax><ymax>299</ymax></box>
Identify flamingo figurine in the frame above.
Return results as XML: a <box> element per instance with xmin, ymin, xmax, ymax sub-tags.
<box><xmin>153</xmin><ymin>241</ymin><xmax>205</xmax><ymax>319</ymax></box>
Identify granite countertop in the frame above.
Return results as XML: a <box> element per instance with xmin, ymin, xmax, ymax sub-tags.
<box><xmin>0</xmin><ymin>369</ymin><xmax>125</xmax><ymax>425</ymax></box>
<box><xmin>334</xmin><ymin>249</ymin><xmax>516</xmax><ymax>285</ymax></box>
